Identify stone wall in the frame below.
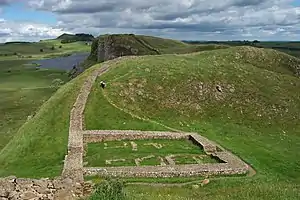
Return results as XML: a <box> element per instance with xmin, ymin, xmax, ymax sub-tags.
<box><xmin>62</xmin><ymin>64</ymin><xmax>111</xmax><ymax>182</ymax></box>
<box><xmin>83</xmin><ymin>130</ymin><xmax>188</xmax><ymax>143</ymax></box>
<box><xmin>189</xmin><ymin>134</ymin><xmax>218</xmax><ymax>153</ymax></box>
<box><xmin>0</xmin><ymin>176</ymin><xmax>91</xmax><ymax>200</ymax></box>
<box><xmin>84</xmin><ymin>162</ymin><xmax>248</xmax><ymax>178</ymax></box>
<box><xmin>82</xmin><ymin>130</ymin><xmax>250</xmax><ymax>178</ymax></box>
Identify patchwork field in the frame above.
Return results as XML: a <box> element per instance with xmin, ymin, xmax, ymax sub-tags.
<box><xmin>84</xmin><ymin>139</ymin><xmax>220</xmax><ymax>167</ymax></box>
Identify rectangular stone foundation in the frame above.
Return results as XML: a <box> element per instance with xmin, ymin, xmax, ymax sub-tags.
<box><xmin>82</xmin><ymin>131</ymin><xmax>249</xmax><ymax>178</ymax></box>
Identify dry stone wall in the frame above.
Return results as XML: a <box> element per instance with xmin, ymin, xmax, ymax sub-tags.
<box><xmin>0</xmin><ymin>176</ymin><xmax>92</xmax><ymax>200</ymax></box>
<box><xmin>84</xmin><ymin>162</ymin><xmax>248</xmax><ymax>178</ymax></box>
<box><xmin>63</xmin><ymin>64</ymin><xmax>111</xmax><ymax>182</ymax></box>
<box><xmin>83</xmin><ymin>131</ymin><xmax>249</xmax><ymax>178</ymax></box>
<box><xmin>83</xmin><ymin>130</ymin><xmax>188</xmax><ymax>143</ymax></box>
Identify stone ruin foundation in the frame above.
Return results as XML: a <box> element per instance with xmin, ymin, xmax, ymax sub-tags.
<box><xmin>83</xmin><ymin>131</ymin><xmax>249</xmax><ymax>178</ymax></box>
<box><xmin>0</xmin><ymin>58</ymin><xmax>251</xmax><ymax>200</ymax></box>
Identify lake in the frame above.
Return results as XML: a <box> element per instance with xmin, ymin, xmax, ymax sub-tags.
<box><xmin>32</xmin><ymin>52</ymin><xmax>89</xmax><ymax>71</ymax></box>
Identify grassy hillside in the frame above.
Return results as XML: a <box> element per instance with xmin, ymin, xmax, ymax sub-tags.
<box><xmin>57</xmin><ymin>33</ymin><xmax>94</xmax><ymax>43</ymax></box>
<box><xmin>85</xmin><ymin>46</ymin><xmax>300</xmax><ymax>199</ymax></box>
<box><xmin>0</xmin><ymin>59</ymin><xmax>69</xmax><ymax>152</ymax></box>
<box><xmin>1</xmin><ymin>46</ymin><xmax>300</xmax><ymax>199</ymax></box>
<box><xmin>0</xmin><ymin>39</ymin><xmax>90</xmax><ymax>59</ymax></box>
<box><xmin>185</xmin><ymin>40</ymin><xmax>300</xmax><ymax>59</ymax></box>
<box><xmin>0</xmin><ymin>64</ymin><xmax>99</xmax><ymax>177</ymax></box>
<box><xmin>86</xmin><ymin>34</ymin><xmax>229</xmax><ymax>63</ymax></box>
<box><xmin>138</xmin><ymin>35</ymin><xmax>229</xmax><ymax>54</ymax></box>
<box><xmin>0</xmin><ymin>37</ymin><xmax>91</xmax><ymax>163</ymax></box>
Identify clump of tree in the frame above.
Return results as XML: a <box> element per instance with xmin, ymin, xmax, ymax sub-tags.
<box><xmin>61</xmin><ymin>39</ymin><xmax>77</xmax><ymax>44</ymax></box>
<box><xmin>58</xmin><ymin>33</ymin><xmax>95</xmax><ymax>44</ymax></box>
<box><xmin>59</xmin><ymin>45</ymin><xmax>62</xmax><ymax>48</ymax></box>
<box><xmin>50</xmin><ymin>78</ymin><xmax>65</xmax><ymax>88</ymax></box>
<box><xmin>51</xmin><ymin>46</ymin><xmax>55</xmax><ymax>50</ymax></box>
<box><xmin>40</xmin><ymin>49</ymin><xmax>44</xmax><ymax>52</ymax></box>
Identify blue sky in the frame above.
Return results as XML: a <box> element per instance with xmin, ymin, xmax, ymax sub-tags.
<box><xmin>1</xmin><ymin>2</ymin><xmax>56</xmax><ymax>24</ymax></box>
<box><xmin>0</xmin><ymin>0</ymin><xmax>299</xmax><ymax>42</ymax></box>
<box><xmin>292</xmin><ymin>0</ymin><xmax>300</xmax><ymax>6</ymax></box>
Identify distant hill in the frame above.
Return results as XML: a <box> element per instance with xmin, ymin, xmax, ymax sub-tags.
<box><xmin>182</xmin><ymin>40</ymin><xmax>300</xmax><ymax>59</ymax></box>
<box><xmin>86</xmin><ymin>34</ymin><xmax>229</xmax><ymax>64</ymax></box>
<box><xmin>57</xmin><ymin>33</ymin><xmax>95</xmax><ymax>44</ymax></box>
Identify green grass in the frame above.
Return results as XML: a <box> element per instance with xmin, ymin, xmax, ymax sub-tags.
<box><xmin>0</xmin><ymin>59</ymin><xmax>69</xmax><ymax>152</ymax></box>
<box><xmin>85</xmin><ymin>82</ymin><xmax>167</xmax><ymax>131</ymax></box>
<box><xmin>84</xmin><ymin>139</ymin><xmax>208</xmax><ymax>167</ymax></box>
<box><xmin>0</xmin><ymin>39</ymin><xmax>90</xmax><ymax>59</ymax></box>
<box><xmin>125</xmin><ymin>178</ymin><xmax>300</xmax><ymax>200</ymax></box>
<box><xmin>135</xmin><ymin>35</ymin><xmax>229</xmax><ymax>54</ymax></box>
<box><xmin>174</xmin><ymin>154</ymin><xmax>219</xmax><ymax>165</ymax></box>
<box><xmin>87</xmin><ymin>34</ymin><xmax>229</xmax><ymax>64</ymax></box>
<box><xmin>83</xmin><ymin>47</ymin><xmax>300</xmax><ymax>199</ymax></box>
<box><xmin>1</xmin><ymin>45</ymin><xmax>300</xmax><ymax>199</ymax></box>
<box><xmin>0</xmin><ymin>38</ymin><xmax>89</xmax><ymax>177</ymax></box>
<box><xmin>0</xmin><ymin>64</ymin><xmax>101</xmax><ymax>178</ymax></box>
<box><xmin>0</xmin><ymin>88</ymin><xmax>57</xmax><ymax>151</ymax></box>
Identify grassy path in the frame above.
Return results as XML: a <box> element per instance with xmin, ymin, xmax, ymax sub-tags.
<box><xmin>102</xmin><ymin>90</ymin><xmax>181</xmax><ymax>132</ymax></box>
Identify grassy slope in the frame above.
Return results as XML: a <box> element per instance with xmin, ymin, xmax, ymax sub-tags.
<box><xmin>0</xmin><ymin>39</ymin><xmax>90</xmax><ymax>59</ymax></box>
<box><xmin>84</xmin><ymin>46</ymin><xmax>300</xmax><ymax>199</ymax></box>
<box><xmin>0</xmin><ymin>60</ymin><xmax>68</xmax><ymax>151</ymax></box>
<box><xmin>86</xmin><ymin>34</ymin><xmax>229</xmax><ymax>64</ymax></box>
<box><xmin>0</xmin><ymin>39</ymin><xmax>91</xmax><ymax>176</ymax></box>
<box><xmin>136</xmin><ymin>35</ymin><xmax>229</xmax><ymax>54</ymax></box>
<box><xmin>85</xmin><ymin>81</ymin><xmax>166</xmax><ymax>131</ymax></box>
<box><xmin>1</xmin><ymin>45</ymin><xmax>299</xmax><ymax>199</ymax></box>
<box><xmin>0</xmin><ymin>63</ymin><xmax>100</xmax><ymax>178</ymax></box>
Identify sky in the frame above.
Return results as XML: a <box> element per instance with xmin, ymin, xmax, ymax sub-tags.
<box><xmin>0</xmin><ymin>0</ymin><xmax>299</xmax><ymax>42</ymax></box>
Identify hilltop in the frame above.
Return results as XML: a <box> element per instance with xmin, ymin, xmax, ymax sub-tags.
<box><xmin>57</xmin><ymin>33</ymin><xmax>95</xmax><ymax>44</ymax></box>
<box><xmin>81</xmin><ymin>34</ymin><xmax>229</xmax><ymax>71</ymax></box>
<box><xmin>0</xmin><ymin>38</ymin><xmax>299</xmax><ymax>199</ymax></box>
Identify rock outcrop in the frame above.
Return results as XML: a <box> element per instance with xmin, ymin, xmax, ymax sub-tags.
<box><xmin>89</xmin><ymin>34</ymin><xmax>160</xmax><ymax>63</ymax></box>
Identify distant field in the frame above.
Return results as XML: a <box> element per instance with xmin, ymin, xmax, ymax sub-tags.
<box><xmin>184</xmin><ymin>40</ymin><xmax>300</xmax><ymax>58</ymax></box>
<box><xmin>0</xmin><ymin>39</ymin><xmax>90</xmax><ymax>59</ymax></box>
<box><xmin>0</xmin><ymin>59</ymin><xmax>69</xmax><ymax>151</ymax></box>
<box><xmin>0</xmin><ymin>38</ymin><xmax>89</xmax><ymax>152</ymax></box>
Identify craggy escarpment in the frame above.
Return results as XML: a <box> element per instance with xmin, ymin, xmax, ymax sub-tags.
<box><xmin>93</xmin><ymin>34</ymin><xmax>160</xmax><ymax>63</ymax></box>
<box><xmin>79</xmin><ymin>34</ymin><xmax>230</xmax><ymax>76</ymax></box>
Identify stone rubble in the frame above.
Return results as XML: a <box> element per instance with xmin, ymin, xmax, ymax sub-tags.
<box><xmin>0</xmin><ymin>176</ymin><xmax>93</xmax><ymax>200</ymax></box>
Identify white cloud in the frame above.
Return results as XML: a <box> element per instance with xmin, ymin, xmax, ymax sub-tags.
<box><xmin>0</xmin><ymin>19</ymin><xmax>67</xmax><ymax>42</ymax></box>
<box><xmin>1</xmin><ymin>0</ymin><xmax>300</xmax><ymax>41</ymax></box>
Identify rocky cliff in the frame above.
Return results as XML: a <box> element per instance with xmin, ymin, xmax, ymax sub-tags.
<box><xmin>89</xmin><ymin>34</ymin><xmax>160</xmax><ymax>63</ymax></box>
